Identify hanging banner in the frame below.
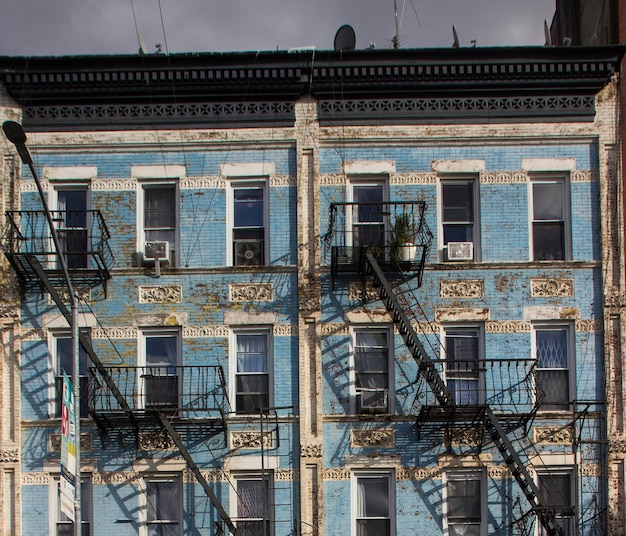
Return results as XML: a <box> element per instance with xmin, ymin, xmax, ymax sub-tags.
<box><xmin>60</xmin><ymin>373</ymin><xmax>76</xmax><ymax>521</ymax></box>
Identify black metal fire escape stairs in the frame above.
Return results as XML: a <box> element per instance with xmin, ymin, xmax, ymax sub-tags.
<box><xmin>327</xmin><ymin>200</ymin><xmax>563</xmax><ymax>536</ymax></box>
<box><xmin>2</xmin><ymin>210</ymin><xmax>239</xmax><ymax>535</ymax></box>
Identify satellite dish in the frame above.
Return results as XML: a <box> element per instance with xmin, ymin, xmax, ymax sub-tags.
<box><xmin>544</xmin><ymin>20</ymin><xmax>552</xmax><ymax>46</ymax></box>
<box><xmin>452</xmin><ymin>26</ymin><xmax>460</xmax><ymax>49</ymax></box>
<box><xmin>137</xmin><ymin>28</ymin><xmax>148</xmax><ymax>55</ymax></box>
<box><xmin>334</xmin><ymin>24</ymin><xmax>356</xmax><ymax>52</ymax></box>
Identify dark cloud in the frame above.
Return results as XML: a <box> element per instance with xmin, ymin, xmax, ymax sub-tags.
<box><xmin>0</xmin><ymin>0</ymin><xmax>555</xmax><ymax>56</ymax></box>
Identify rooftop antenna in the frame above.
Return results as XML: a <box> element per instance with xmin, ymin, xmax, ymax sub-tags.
<box><xmin>393</xmin><ymin>0</ymin><xmax>401</xmax><ymax>49</ymax></box>
<box><xmin>334</xmin><ymin>24</ymin><xmax>356</xmax><ymax>52</ymax></box>
<box><xmin>544</xmin><ymin>20</ymin><xmax>552</xmax><ymax>46</ymax></box>
<box><xmin>452</xmin><ymin>25</ymin><xmax>460</xmax><ymax>48</ymax></box>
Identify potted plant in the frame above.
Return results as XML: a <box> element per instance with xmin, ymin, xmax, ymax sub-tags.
<box><xmin>391</xmin><ymin>212</ymin><xmax>417</xmax><ymax>261</ymax></box>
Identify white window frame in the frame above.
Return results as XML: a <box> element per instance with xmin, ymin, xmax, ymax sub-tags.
<box><xmin>230</xmin><ymin>329</ymin><xmax>273</xmax><ymax>414</ymax></box>
<box><xmin>438</xmin><ymin>176</ymin><xmax>480</xmax><ymax>262</ymax></box>
<box><xmin>351</xmin><ymin>470</ymin><xmax>395</xmax><ymax>536</ymax></box>
<box><xmin>441</xmin><ymin>325</ymin><xmax>485</xmax><ymax>405</ymax></box>
<box><xmin>350</xmin><ymin>326</ymin><xmax>393</xmax><ymax>414</ymax></box>
<box><xmin>139</xmin><ymin>474</ymin><xmax>182</xmax><ymax>536</ymax></box>
<box><xmin>347</xmin><ymin>177</ymin><xmax>389</xmax><ymax>249</ymax></box>
<box><xmin>230</xmin><ymin>471</ymin><xmax>274</xmax><ymax>535</ymax></box>
<box><xmin>227</xmin><ymin>178</ymin><xmax>268</xmax><ymax>267</ymax></box>
<box><xmin>444</xmin><ymin>469</ymin><xmax>486</xmax><ymax>536</ymax></box>
<box><xmin>50</xmin><ymin>183</ymin><xmax>91</xmax><ymax>269</ymax></box>
<box><xmin>532</xmin><ymin>323</ymin><xmax>574</xmax><ymax>411</ymax></box>
<box><xmin>535</xmin><ymin>468</ymin><xmax>575</xmax><ymax>536</ymax></box>
<box><xmin>529</xmin><ymin>175</ymin><xmax>571</xmax><ymax>261</ymax></box>
<box><xmin>48</xmin><ymin>330</ymin><xmax>91</xmax><ymax>419</ymax></box>
<box><xmin>50</xmin><ymin>474</ymin><xmax>92</xmax><ymax>536</ymax></box>
<box><xmin>137</xmin><ymin>328</ymin><xmax>181</xmax><ymax>410</ymax></box>
<box><xmin>137</xmin><ymin>180</ymin><xmax>179</xmax><ymax>267</ymax></box>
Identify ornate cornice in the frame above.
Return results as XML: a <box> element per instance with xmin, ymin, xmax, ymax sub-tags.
<box><xmin>231</xmin><ymin>431</ymin><xmax>273</xmax><ymax>450</ymax></box>
<box><xmin>351</xmin><ymin>429</ymin><xmax>395</xmax><ymax>448</ymax></box>
<box><xmin>440</xmin><ymin>279</ymin><xmax>484</xmax><ymax>299</ymax></box>
<box><xmin>0</xmin><ymin>448</ymin><xmax>19</xmax><ymax>462</ymax></box>
<box><xmin>533</xmin><ymin>426</ymin><xmax>574</xmax><ymax>445</ymax></box>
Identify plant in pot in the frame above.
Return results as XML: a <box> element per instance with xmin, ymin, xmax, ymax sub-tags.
<box><xmin>391</xmin><ymin>212</ymin><xmax>417</xmax><ymax>261</ymax></box>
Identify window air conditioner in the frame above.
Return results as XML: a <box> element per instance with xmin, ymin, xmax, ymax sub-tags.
<box><xmin>234</xmin><ymin>240</ymin><xmax>264</xmax><ymax>266</ymax></box>
<box><xmin>144</xmin><ymin>241</ymin><xmax>170</xmax><ymax>265</ymax></box>
<box><xmin>359</xmin><ymin>389</ymin><xmax>388</xmax><ymax>413</ymax></box>
<box><xmin>447</xmin><ymin>241</ymin><xmax>474</xmax><ymax>261</ymax></box>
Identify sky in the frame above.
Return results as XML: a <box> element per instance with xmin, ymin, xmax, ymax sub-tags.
<box><xmin>0</xmin><ymin>0</ymin><xmax>556</xmax><ymax>57</ymax></box>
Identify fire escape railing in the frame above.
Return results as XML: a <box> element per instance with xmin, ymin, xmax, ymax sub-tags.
<box><xmin>3</xmin><ymin>210</ymin><xmax>114</xmax><ymax>293</ymax></box>
<box><xmin>326</xmin><ymin>201</ymin><xmax>433</xmax><ymax>286</ymax></box>
<box><xmin>89</xmin><ymin>365</ymin><xmax>230</xmax><ymax>419</ymax></box>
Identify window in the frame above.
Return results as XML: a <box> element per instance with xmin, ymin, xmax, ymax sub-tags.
<box><xmin>53</xmin><ymin>187</ymin><xmax>89</xmax><ymax>269</ymax></box>
<box><xmin>139</xmin><ymin>330</ymin><xmax>180</xmax><ymax>409</ymax></box>
<box><xmin>140</xmin><ymin>182</ymin><xmax>178</xmax><ymax>266</ymax></box>
<box><xmin>353</xmin><ymin>471</ymin><xmax>393</xmax><ymax>536</ymax></box>
<box><xmin>349</xmin><ymin>180</ymin><xmax>387</xmax><ymax>250</ymax></box>
<box><xmin>352</xmin><ymin>328</ymin><xmax>392</xmax><ymax>414</ymax></box>
<box><xmin>441</xmin><ymin>178</ymin><xmax>478</xmax><ymax>261</ymax></box>
<box><xmin>144</xmin><ymin>476</ymin><xmax>182</xmax><ymax>536</ymax></box>
<box><xmin>52</xmin><ymin>475</ymin><xmax>92</xmax><ymax>536</ymax></box>
<box><xmin>232</xmin><ymin>473</ymin><xmax>273</xmax><ymax>536</ymax></box>
<box><xmin>233</xmin><ymin>331</ymin><xmax>271</xmax><ymax>414</ymax></box>
<box><xmin>537</xmin><ymin>470</ymin><xmax>574</xmax><ymax>536</ymax></box>
<box><xmin>52</xmin><ymin>333</ymin><xmax>90</xmax><ymax>419</ymax></box>
<box><xmin>231</xmin><ymin>181</ymin><xmax>267</xmax><ymax>266</ymax></box>
<box><xmin>531</xmin><ymin>177</ymin><xmax>570</xmax><ymax>261</ymax></box>
<box><xmin>534</xmin><ymin>325</ymin><xmax>572</xmax><ymax>410</ymax></box>
<box><xmin>445</xmin><ymin>471</ymin><xmax>484</xmax><ymax>536</ymax></box>
<box><xmin>443</xmin><ymin>327</ymin><xmax>483</xmax><ymax>405</ymax></box>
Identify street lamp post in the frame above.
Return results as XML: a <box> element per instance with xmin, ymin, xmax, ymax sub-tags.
<box><xmin>2</xmin><ymin>120</ymin><xmax>82</xmax><ymax>536</ymax></box>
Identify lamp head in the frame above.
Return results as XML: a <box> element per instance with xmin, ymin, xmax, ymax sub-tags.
<box><xmin>2</xmin><ymin>120</ymin><xmax>33</xmax><ymax>165</ymax></box>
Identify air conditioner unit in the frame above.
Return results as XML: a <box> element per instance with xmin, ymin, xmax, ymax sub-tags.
<box><xmin>234</xmin><ymin>240</ymin><xmax>264</xmax><ymax>266</ymax></box>
<box><xmin>144</xmin><ymin>241</ymin><xmax>170</xmax><ymax>265</ymax></box>
<box><xmin>447</xmin><ymin>241</ymin><xmax>474</xmax><ymax>261</ymax></box>
<box><xmin>359</xmin><ymin>389</ymin><xmax>388</xmax><ymax>413</ymax></box>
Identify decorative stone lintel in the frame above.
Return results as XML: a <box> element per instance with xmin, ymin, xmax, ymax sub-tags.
<box><xmin>440</xmin><ymin>279</ymin><xmax>484</xmax><ymax>299</ymax></box>
<box><xmin>0</xmin><ymin>448</ymin><xmax>19</xmax><ymax>462</ymax></box>
<box><xmin>139</xmin><ymin>431</ymin><xmax>176</xmax><ymax>451</ymax></box>
<box><xmin>530</xmin><ymin>278</ymin><xmax>574</xmax><ymax>298</ymax></box>
<box><xmin>301</xmin><ymin>443</ymin><xmax>322</xmax><ymax>458</ymax></box>
<box><xmin>351</xmin><ymin>429</ymin><xmax>395</xmax><ymax>448</ymax></box>
<box><xmin>231</xmin><ymin>431</ymin><xmax>274</xmax><ymax>449</ymax></box>
<box><xmin>533</xmin><ymin>426</ymin><xmax>574</xmax><ymax>445</ymax></box>
<box><xmin>229</xmin><ymin>283</ymin><xmax>273</xmax><ymax>302</ymax></box>
<box><xmin>139</xmin><ymin>285</ymin><xmax>183</xmax><ymax>304</ymax></box>
<box><xmin>49</xmin><ymin>433</ymin><xmax>93</xmax><ymax>453</ymax></box>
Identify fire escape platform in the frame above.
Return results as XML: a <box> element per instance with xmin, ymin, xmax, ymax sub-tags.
<box><xmin>2</xmin><ymin>210</ymin><xmax>114</xmax><ymax>295</ymax></box>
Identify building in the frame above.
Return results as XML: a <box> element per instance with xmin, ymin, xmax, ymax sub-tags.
<box><xmin>0</xmin><ymin>44</ymin><xmax>623</xmax><ymax>535</ymax></box>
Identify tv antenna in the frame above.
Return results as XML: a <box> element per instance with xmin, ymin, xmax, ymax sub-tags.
<box><xmin>452</xmin><ymin>26</ymin><xmax>460</xmax><ymax>48</ymax></box>
<box><xmin>334</xmin><ymin>24</ymin><xmax>356</xmax><ymax>52</ymax></box>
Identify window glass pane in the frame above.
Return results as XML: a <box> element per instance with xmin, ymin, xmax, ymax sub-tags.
<box><xmin>145</xmin><ymin>335</ymin><xmax>178</xmax><ymax>367</ymax></box>
<box><xmin>144</xmin><ymin>187</ymin><xmax>176</xmax><ymax>228</ymax></box>
<box><xmin>443</xmin><ymin>225</ymin><xmax>473</xmax><ymax>244</ymax></box>
<box><xmin>356</xmin><ymin>519</ymin><xmax>390</xmax><ymax>536</ymax></box>
<box><xmin>446</xmin><ymin>331</ymin><xmax>478</xmax><ymax>367</ymax></box>
<box><xmin>353</xmin><ymin>185</ymin><xmax>384</xmax><ymax>223</ymax></box>
<box><xmin>57</xmin><ymin>190</ymin><xmax>87</xmax><ymax>228</ymax></box>
<box><xmin>147</xmin><ymin>480</ymin><xmax>179</xmax><ymax>522</ymax></box>
<box><xmin>238</xmin><ymin>479</ymin><xmax>268</xmax><ymax>518</ymax></box>
<box><xmin>448</xmin><ymin>479</ymin><xmax>481</xmax><ymax>519</ymax></box>
<box><xmin>533</xmin><ymin>222</ymin><xmax>565</xmax><ymax>261</ymax></box>
<box><xmin>237</xmin><ymin>335</ymin><xmax>268</xmax><ymax>372</ymax></box>
<box><xmin>448</xmin><ymin>524</ymin><xmax>481</xmax><ymax>536</ymax></box>
<box><xmin>56</xmin><ymin>337</ymin><xmax>90</xmax><ymax>376</ymax></box>
<box><xmin>234</xmin><ymin>188</ymin><xmax>264</xmax><ymax>228</ymax></box>
<box><xmin>357</xmin><ymin>476</ymin><xmax>389</xmax><ymax>518</ymax></box>
<box><xmin>536</xmin><ymin>330</ymin><xmax>568</xmax><ymax>368</ymax></box>
<box><xmin>533</xmin><ymin>183</ymin><xmax>563</xmax><ymax>220</ymax></box>
<box><xmin>443</xmin><ymin>182</ymin><xmax>474</xmax><ymax>222</ymax></box>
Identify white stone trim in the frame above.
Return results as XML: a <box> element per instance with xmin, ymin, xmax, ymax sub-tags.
<box><xmin>131</xmin><ymin>165</ymin><xmax>186</xmax><ymax>178</ymax></box>
<box><xmin>432</xmin><ymin>160</ymin><xmax>485</xmax><ymax>173</ymax></box>
<box><xmin>221</xmin><ymin>162</ymin><xmax>275</xmax><ymax>177</ymax></box>
<box><xmin>521</xmin><ymin>158</ymin><xmax>576</xmax><ymax>172</ymax></box>
<box><xmin>43</xmin><ymin>167</ymin><xmax>97</xmax><ymax>180</ymax></box>
<box><xmin>343</xmin><ymin>160</ymin><xmax>395</xmax><ymax>174</ymax></box>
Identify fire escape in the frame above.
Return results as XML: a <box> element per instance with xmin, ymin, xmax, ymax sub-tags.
<box><xmin>2</xmin><ymin>208</ymin><xmax>238</xmax><ymax>534</ymax></box>
<box><xmin>327</xmin><ymin>200</ymin><xmax>564</xmax><ymax>536</ymax></box>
